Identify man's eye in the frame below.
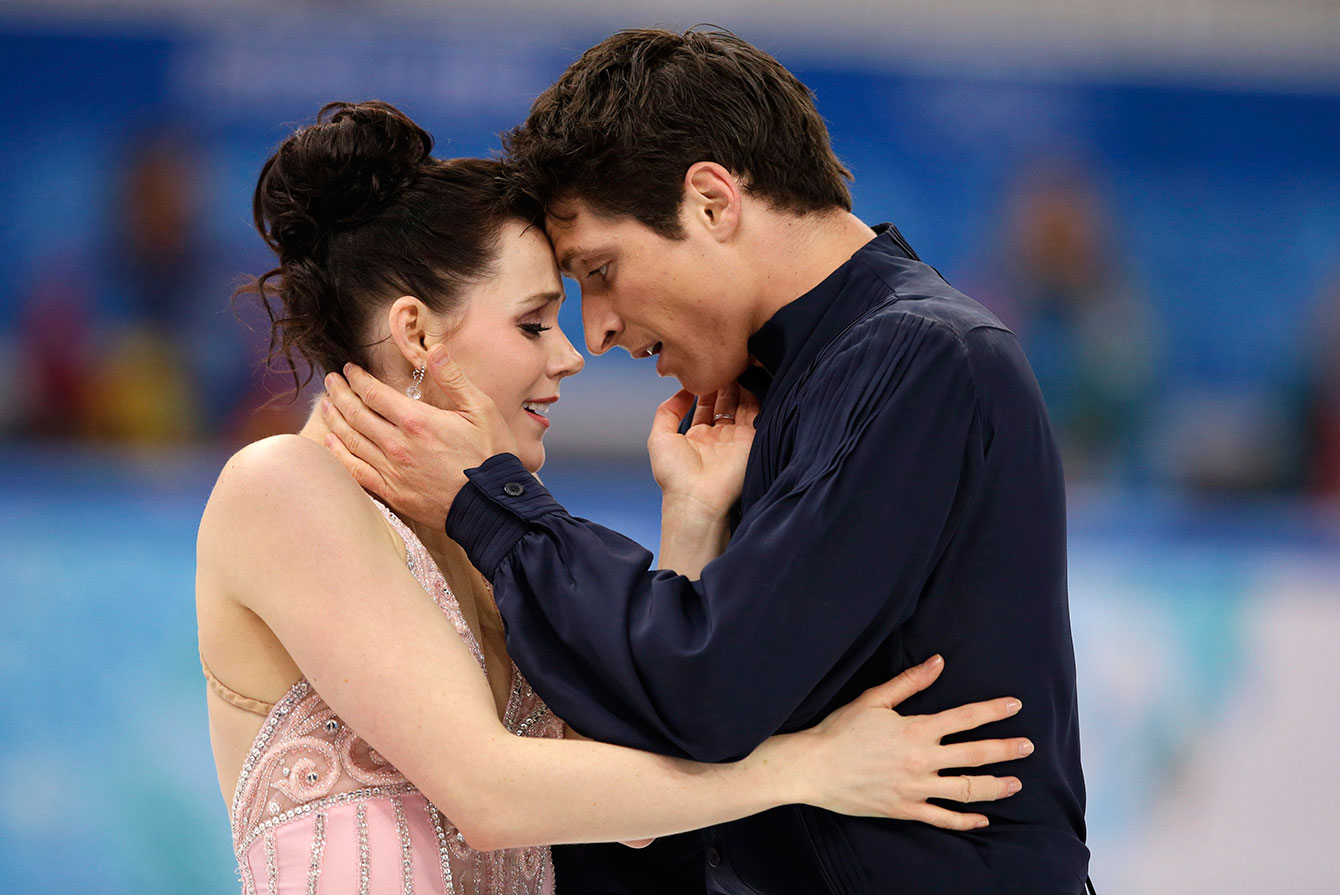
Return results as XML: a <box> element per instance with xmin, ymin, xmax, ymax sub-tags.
<box><xmin>588</xmin><ymin>263</ymin><xmax>609</xmax><ymax>279</ymax></box>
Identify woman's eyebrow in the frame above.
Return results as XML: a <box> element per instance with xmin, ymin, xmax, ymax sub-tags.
<box><xmin>519</xmin><ymin>289</ymin><xmax>565</xmax><ymax>308</ymax></box>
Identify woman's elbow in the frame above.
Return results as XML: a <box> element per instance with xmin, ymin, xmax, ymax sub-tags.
<box><xmin>454</xmin><ymin>819</ymin><xmax>505</xmax><ymax>854</ymax></box>
<box><xmin>440</xmin><ymin>788</ymin><xmax>532</xmax><ymax>853</ymax></box>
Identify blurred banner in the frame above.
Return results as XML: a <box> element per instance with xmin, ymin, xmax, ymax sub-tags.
<box><xmin>2</xmin><ymin>3</ymin><xmax>1338</xmax><ymax>893</ymax></box>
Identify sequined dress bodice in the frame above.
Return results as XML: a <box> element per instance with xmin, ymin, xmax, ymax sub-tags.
<box><xmin>228</xmin><ymin>499</ymin><xmax>563</xmax><ymax>894</ymax></box>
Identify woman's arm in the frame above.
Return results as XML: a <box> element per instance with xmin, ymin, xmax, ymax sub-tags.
<box><xmin>652</xmin><ymin>386</ymin><xmax>756</xmax><ymax>577</ymax></box>
<box><xmin>200</xmin><ymin>436</ymin><xmax>1025</xmax><ymax>852</ymax></box>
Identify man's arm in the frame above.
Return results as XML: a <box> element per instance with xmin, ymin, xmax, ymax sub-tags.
<box><xmin>448</xmin><ymin>317</ymin><xmax>986</xmax><ymax>761</ymax></box>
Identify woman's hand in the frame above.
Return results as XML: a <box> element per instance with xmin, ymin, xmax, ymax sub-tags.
<box><xmin>648</xmin><ymin>383</ymin><xmax>759</xmax><ymax>518</ymax></box>
<box><xmin>650</xmin><ymin>383</ymin><xmax>760</xmax><ymax>577</ymax></box>
<box><xmin>781</xmin><ymin>656</ymin><xmax>1030</xmax><ymax>830</ymax></box>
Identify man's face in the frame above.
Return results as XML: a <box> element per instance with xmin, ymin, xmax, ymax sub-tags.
<box><xmin>547</xmin><ymin>198</ymin><xmax>753</xmax><ymax>396</ymax></box>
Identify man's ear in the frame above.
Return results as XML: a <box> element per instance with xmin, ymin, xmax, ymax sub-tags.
<box><xmin>386</xmin><ymin>296</ymin><xmax>431</xmax><ymax>368</ymax></box>
<box><xmin>682</xmin><ymin>162</ymin><xmax>742</xmax><ymax>241</ymax></box>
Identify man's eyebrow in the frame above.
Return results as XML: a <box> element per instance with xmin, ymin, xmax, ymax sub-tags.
<box><xmin>557</xmin><ymin>247</ymin><xmax>591</xmax><ymax>276</ymax></box>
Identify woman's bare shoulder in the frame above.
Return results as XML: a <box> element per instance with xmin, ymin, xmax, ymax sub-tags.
<box><xmin>198</xmin><ymin>434</ymin><xmax>391</xmax><ymax>581</ymax></box>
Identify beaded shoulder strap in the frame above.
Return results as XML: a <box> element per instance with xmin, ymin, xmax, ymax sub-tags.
<box><xmin>367</xmin><ymin>497</ymin><xmax>488</xmax><ymax>674</ymax></box>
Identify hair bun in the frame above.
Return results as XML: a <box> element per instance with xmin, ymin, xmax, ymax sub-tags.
<box><xmin>256</xmin><ymin>100</ymin><xmax>434</xmax><ymax>259</ymax></box>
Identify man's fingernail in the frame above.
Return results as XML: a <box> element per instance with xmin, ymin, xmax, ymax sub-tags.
<box><xmin>1019</xmin><ymin>741</ymin><xmax>1034</xmax><ymax>756</ymax></box>
<box><xmin>974</xmin><ymin>818</ymin><xmax>989</xmax><ymax>829</ymax></box>
<box><xmin>1006</xmin><ymin>700</ymin><xmax>1022</xmax><ymax>715</ymax></box>
<box><xmin>927</xmin><ymin>654</ymin><xmax>943</xmax><ymax>669</ymax></box>
<box><xmin>1007</xmin><ymin>779</ymin><xmax>1022</xmax><ymax>794</ymax></box>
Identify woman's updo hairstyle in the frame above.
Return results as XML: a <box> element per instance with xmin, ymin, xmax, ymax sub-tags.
<box><xmin>240</xmin><ymin>100</ymin><xmax>535</xmax><ymax>396</ymax></box>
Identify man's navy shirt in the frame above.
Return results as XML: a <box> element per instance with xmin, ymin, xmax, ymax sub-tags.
<box><xmin>446</xmin><ymin>226</ymin><xmax>1089</xmax><ymax>894</ymax></box>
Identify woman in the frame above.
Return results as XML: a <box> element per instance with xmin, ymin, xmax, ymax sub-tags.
<box><xmin>196</xmin><ymin>101</ymin><xmax>1029</xmax><ymax>893</ymax></box>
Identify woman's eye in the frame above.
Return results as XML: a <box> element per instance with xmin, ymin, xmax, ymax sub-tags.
<box><xmin>519</xmin><ymin>322</ymin><xmax>552</xmax><ymax>337</ymax></box>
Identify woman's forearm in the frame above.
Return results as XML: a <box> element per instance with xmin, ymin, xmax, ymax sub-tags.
<box><xmin>458</xmin><ymin>729</ymin><xmax>813</xmax><ymax>851</ymax></box>
<box><xmin>658</xmin><ymin>495</ymin><xmax>731</xmax><ymax>579</ymax></box>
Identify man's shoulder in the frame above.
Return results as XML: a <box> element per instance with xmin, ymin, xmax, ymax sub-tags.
<box><xmin>825</xmin><ymin>279</ymin><xmax>1015</xmax><ymax>370</ymax></box>
<box><xmin>861</xmin><ymin>262</ymin><xmax>1010</xmax><ymax>339</ymax></box>
<box><xmin>811</xmin><ymin>274</ymin><xmax>1037</xmax><ymax>414</ymax></box>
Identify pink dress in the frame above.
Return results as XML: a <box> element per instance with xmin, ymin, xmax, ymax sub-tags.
<box><xmin>223</xmin><ymin>499</ymin><xmax>563</xmax><ymax>894</ymax></box>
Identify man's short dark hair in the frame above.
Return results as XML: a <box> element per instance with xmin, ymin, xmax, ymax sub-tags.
<box><xmin>504</xmin><ymin>27</ymin><xmax>853</xmax><ymax>238</ymax></box>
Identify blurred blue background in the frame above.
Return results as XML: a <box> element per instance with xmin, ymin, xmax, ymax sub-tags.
<box><xmin>2</xmin><ymin>2</ymin><xmax>1338</xmax><ymax>892</ymax></box>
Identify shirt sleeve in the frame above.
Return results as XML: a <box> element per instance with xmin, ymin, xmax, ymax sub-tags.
<box><xmin>447</xmin><ymin>314</ymin><xmax>986</xmax><ymax>762</ymax></box>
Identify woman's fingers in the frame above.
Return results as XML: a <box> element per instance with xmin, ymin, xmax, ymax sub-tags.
<box><xmin>926</xmin><ymin>696</ymin><xmax>1022</xmax><ymax>739</ymax></box>
<box><xmin>652</xmin><ymin>389</ymin><xmax>698</xmax><ymax>437</ymax></box>
<box><xmin>736</xmin><ymin>389</ymin><xmax>761</xmax><ymax>426</ymax></box>
<box><xmin>930</xmin><ymin>773</ymin><xmax>1022</xmax><ymax>805</ymax></box>
<box><xmin>711</xmin><ymin>383</ymin><xmax>741</xmax><ymax>424</ymax></box>
<box><xmin>691</xmin><ymin>391</ymin><xmax>719</xmax><ymax>428</ymax></box>
<box><xmin>938</xmin><ymin>737</ymin><xmax>1035</xmax><ymax>769</ymax></box>
<box><xmin>861</xmin><ymin>655</ymin><xmax>944</xmax><ymax>709</ymax></box>
<box><xmin>908</xmin><ymin>804</ymin><xmax>992</xmax><ymax>831</ymax></box>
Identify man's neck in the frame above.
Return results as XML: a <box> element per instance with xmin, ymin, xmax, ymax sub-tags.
<box><xmin>746</xmin><ymin>210</ymin><xmax>878</xmax><ymax>333</ymax></box>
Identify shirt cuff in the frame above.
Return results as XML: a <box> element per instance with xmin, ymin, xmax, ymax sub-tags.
<box><xmin>445</xmin><ymin>453</ymin><xmax>565</xmax><ymax>577</ymax></box>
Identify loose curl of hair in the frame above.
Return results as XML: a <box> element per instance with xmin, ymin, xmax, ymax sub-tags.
<box><xmin>237</xmin><ymin>100</ymin><xmax>537</xmax><ymax>399</ymax></box>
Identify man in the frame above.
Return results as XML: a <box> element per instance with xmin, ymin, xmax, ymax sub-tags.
<box><xmin>324</xmin><ymin>28</ymin><xmax>1089</xmax><ymax>894</ymax></box>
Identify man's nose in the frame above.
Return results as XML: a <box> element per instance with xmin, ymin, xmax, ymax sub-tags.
<box><xmin>582</xmin><ymin>297</ymin><xmax>621</xmax><ymax>356</ymax></box>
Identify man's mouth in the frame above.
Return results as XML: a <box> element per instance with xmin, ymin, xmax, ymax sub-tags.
<box><xmin>633</xmin><ymin>342</ymin><xmax>663</xmax><ymax>360</ymax></box>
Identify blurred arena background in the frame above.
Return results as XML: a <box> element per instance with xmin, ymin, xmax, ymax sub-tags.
<box><xmin>1</xmin><ymin>1</ymin><xmax>1338</xmax><ymax>892</ymax></box>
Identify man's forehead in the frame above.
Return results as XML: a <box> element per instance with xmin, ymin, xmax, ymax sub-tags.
<box><xmin>545</xmin><ymin>202</ymin><xmax>605</xmax><ymax>273</ymax></box>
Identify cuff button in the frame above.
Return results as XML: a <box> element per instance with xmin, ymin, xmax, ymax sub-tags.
<box><xmin>503</xmin><ymin>481</ymin><xmax>525</xmax><ymax>497</ymax></box>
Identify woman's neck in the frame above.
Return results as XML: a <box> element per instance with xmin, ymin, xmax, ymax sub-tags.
<box><xmin>296</xmin><ymin>406</ymin><xmax>504</xmax><ymax>639</ymax></box>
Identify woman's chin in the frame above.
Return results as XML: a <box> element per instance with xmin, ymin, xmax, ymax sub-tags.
<box><xmin>519</xmin><ymin>443</ymin><xmax>545</xmax><ymax>474</ymax></box>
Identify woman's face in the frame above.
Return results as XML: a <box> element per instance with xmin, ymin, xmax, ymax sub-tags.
<box><xmin>436</xmin><ymin>220</ymin><xmax>584</xmax><ymax>472</ymax></box>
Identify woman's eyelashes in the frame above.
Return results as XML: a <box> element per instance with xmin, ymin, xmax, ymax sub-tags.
<box><xmin>519</xmin><ymin>321</ymin><xmax>553</xmax><ymax>338</ymax></box>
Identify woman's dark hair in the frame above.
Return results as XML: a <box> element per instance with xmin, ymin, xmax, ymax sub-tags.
<box><xmin>504</xmin><ymin>27</ymin><xmax>852</xmax><ymax>239</ymax></box>
<box><xmin>239</xmin><ymin>100</ymin><xmax>535</xmax><ymax>397</ymax></box>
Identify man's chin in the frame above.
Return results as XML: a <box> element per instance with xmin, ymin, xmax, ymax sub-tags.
<box><xmin>677</xmin><ymin>372</ymin><xmax>736</xmax><ymax>397</ymax></box>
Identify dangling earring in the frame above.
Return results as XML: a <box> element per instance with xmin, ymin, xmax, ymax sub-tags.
<box><xmin>406</xmin><ymin>364</ymin><xmax>425</xmax><ymax>400</ymax></box>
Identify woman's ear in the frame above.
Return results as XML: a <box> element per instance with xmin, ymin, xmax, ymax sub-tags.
<box><xmin>386</xmin><ymin>296</ymin><xmax>430</xmax><ymax>367</ymax></box>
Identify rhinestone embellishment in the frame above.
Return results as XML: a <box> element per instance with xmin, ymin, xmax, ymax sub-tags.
<box><xmin>306</xmin><ymin>812</ymin><xmax>327</xmax><ymax>895</ymax></box>
<box><xmin>324</xmin><ymin>719</ymin><xmax>339</xmax><ymax>733</ymax></box>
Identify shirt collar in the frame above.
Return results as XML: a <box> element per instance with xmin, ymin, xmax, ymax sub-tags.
<box><xmin>742</xmin><ymin>223</ymin><xmax>915</xmax><ymax>399</ymax></box>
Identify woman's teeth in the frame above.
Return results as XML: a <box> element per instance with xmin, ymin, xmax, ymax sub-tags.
<box><xmin>523</xmin><ymin>402</ymin><xmax>549</xmax><ymax>416</ymax></box>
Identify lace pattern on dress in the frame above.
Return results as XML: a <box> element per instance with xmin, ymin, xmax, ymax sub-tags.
<box><xmin>227</xmin><ymin>497</ymin><xmax>562</xmax><ymax>894</ymax></box>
